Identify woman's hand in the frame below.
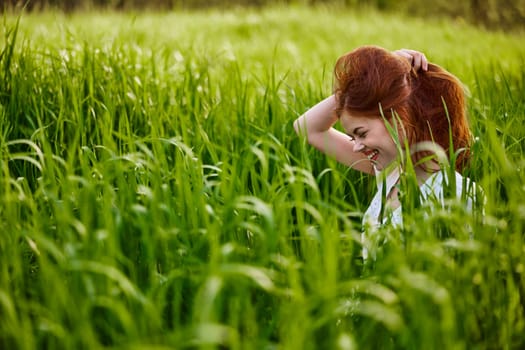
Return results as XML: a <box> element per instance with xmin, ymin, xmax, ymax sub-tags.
<box><xmin>393</xmin><ymin>49</ymin><xmax>428</xmax><ymax>71</ymax></box>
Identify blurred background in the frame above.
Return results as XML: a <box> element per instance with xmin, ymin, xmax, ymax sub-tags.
<box><xmin>3</xmin><ymin>0</ymin><xmax>525</xmax><ymax>31</ymax></box>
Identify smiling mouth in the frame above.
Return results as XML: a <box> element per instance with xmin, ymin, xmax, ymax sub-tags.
<box><xmin>365</xmin><ymin>150</ymin><xmax>379</xmax><ymax>161</ymax></box>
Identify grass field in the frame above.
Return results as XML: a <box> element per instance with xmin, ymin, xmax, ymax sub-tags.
<box><xmin>1</xmin><ymin>5</ymin><xmax>525</xmax><ymax>349</ymax></box>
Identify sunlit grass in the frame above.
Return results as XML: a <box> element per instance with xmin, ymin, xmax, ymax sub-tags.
<box><xmin>1</xmin><ymin>5</ymin><xmax>524</xmax><ymax>349</ymax></box>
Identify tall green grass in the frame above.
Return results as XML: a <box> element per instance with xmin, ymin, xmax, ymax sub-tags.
<box><xmin>1</xmin><ymin>5</ymin><xmax>524</xmax><ymax>349</ymax></box>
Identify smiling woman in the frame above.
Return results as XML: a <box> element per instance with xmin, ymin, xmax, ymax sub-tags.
<box><xmin>338</xmin><ymin>114</ymin><xmax>398</xmax><ymax>171</ymax></box>
<box><xmin>293</xmin><ymin>45</ymin><xmax>479</xmax><ymax>259</ymax></box>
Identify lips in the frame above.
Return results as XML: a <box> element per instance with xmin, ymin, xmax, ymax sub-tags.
<box><xmin>365</xmin><ymin>150</ymin><xmax>379</xmax><ymax>161</ymax></box>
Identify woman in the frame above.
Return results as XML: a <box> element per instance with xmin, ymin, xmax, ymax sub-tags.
<box><xmin>293</xmin><ymin>46</ymin><xmax>477</xmax><ymax>259</ymax></box>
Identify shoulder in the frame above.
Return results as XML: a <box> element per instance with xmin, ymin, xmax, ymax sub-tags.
<box><xmin>421</xmin><ymin>170</ymin><xmax>478</xmax><ymax>207</ymax></box>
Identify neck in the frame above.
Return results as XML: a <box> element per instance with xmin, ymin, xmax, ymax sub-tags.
<box><xmin>414</xmin><ymin>160</ymin><xmax>441</xmax><ymax>185</ymax></box>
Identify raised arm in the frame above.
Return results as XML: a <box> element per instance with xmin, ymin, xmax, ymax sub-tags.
<box><xmin>293</xmin><ymin>94</ymin><xmax>374</xmax><ymax>174</ymax></box>
<box><xmin>293</xmin><ymin>48</ymin><xmax>428</xmax><ymax>175</ymax></box>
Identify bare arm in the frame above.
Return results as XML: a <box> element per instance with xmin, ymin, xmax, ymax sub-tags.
<box><xmin>293</xmin><ymin>95</ymin><xmax>374</xmax><ymax>174</ymax></box>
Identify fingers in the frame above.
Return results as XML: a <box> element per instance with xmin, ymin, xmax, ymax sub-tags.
<box><xmin>411</xmin><ymin>50</ymin><xmax>428</xmax><ymax>71</ymax></box>
<box><xmin>394</xmin><ymin>48</ymin><xmax>428</xmax><ymax>71</ymax></box>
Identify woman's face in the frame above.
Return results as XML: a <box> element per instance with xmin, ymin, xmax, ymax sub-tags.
<box><xmin>340</xmin><ymin>112</ymin><xmax>400</xmax><ymax>171</ymax></box>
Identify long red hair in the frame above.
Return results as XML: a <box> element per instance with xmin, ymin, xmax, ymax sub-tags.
<box><xmin>333</xmin><ymin>45</ymin><xmax>471</xmax><ymax>171</ymax></box>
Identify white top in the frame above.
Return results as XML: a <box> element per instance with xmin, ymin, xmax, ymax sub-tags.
<box><xmin>361</xmin><ymin>166</ymin><xmax>476</xmax><ymax>260</ymax></box>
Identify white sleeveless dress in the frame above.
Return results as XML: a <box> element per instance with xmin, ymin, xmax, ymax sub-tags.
<box><xmin>361</xmin><ymin>166</ymin><xmax>476</xmax><ymax>260</ymax></box>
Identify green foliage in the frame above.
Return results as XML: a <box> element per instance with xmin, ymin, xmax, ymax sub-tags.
<box><xmin>3</xmin><ymin>0</ymin><xmax>525</xmax><ymax>31</ymax></box>
<box><xmin>1</xmin><ymin>6</ymin><xmax>524</xmax><ymax>349</ymax></box>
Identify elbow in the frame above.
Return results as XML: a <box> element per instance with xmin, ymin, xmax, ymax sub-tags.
<box><xmin>293</xmin><ymin>119</ymin><xmax>299</xmax><ymax>135</ymax></box>
<box><xmin>293</xmin><ymin>116</ymin><xmax>305</xmax><ymax>136</ymax></box>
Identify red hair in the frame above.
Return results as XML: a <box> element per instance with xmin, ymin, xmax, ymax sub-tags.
<box><xmin>333</xmin><ymin>45</ymin><xmax>471</xmax><ymax>171</ymax></box>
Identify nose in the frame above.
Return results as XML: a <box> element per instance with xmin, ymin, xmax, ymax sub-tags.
<box><xmin>353</xmin><ymin>140</ymin><xmax>365</xmax><ymax>153</ymax></box>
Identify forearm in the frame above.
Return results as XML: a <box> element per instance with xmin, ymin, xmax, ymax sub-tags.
<box><xmin>293</xmin><ymin>94</ymin><xmax>372</xmax><ymax>173</ymax></box>
<box><xmin>293</xmin><ymin>94</ymin><xmax>338</xmax><ymax>137</ymax></box>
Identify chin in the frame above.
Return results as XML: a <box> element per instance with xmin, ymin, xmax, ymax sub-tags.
<box><xmin>373</xmin><ymin>162</ymin><xmax>384</xmax><ymax>171</ymax></box>
<box><xmin>374</xmin><ymin>159</ymin><xmax>394</xmax><ymax>171</ymax></box>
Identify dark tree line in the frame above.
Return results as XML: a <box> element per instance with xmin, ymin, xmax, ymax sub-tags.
<box><xmin>2</xmin><ymin>0</ymin><xmax>524</xmax><ymax>31</ymax></box>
